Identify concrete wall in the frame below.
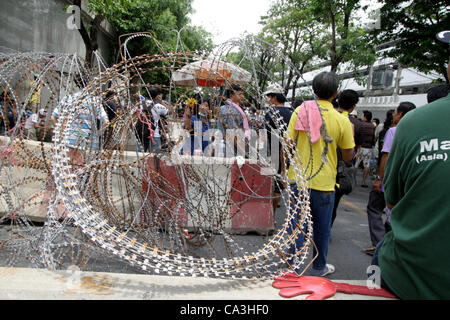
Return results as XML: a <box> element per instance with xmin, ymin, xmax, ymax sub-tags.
<box><xmin>0</xmin><ymin>0</ymin><xmax>113</xmax><ymax>64</ymax></box>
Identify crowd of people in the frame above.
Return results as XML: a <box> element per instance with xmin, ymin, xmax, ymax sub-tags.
<box><xmin>0</xmin><ymin>78</ymin><xmax>51</xmax><ymax>142</ymax></box>
<box><xmin>184</xmin><ymin>33</ymin><xmax>447</xmax><ymax>299</ymax></box>
<box><xmin>1</xmin><ymin>30</ymin><xmax>449</xmax><ymax>299</ymax></box>
<box><xmin>282</xmin><ymin>30</ymin><xmax>450</xmax><ymax>300</ymax></box>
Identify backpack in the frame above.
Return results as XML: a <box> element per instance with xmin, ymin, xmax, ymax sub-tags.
<box><xmin>336</xmin><ymin>148</ymin><xmax>355</xmax><ymax>195</ymax></box>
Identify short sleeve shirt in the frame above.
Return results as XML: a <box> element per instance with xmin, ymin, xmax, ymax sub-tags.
<box><xmin>29</xmin><ymin>81</ymin><xmax>41</xmax><ymax>103</ymax></box>
<box><xmin>379</xmin><ymin>93</ymin><xmax>450</xmax><ymax>299</ymax></box>
<box><xmin>52</xmin><ymin>91</ymin><xmax>108</xmax><ymax>149</ymax></box>
<box><xmin>358</xmin><ymin>121</ymin><xmax>375</xmax><ymax>148</ymax></box>
<box><xmin>265</xmin><ymin>106</ymin><xmax>293</xmax><ymax>166</ymax></box>
<box><xmin>286</xmin><ymin>100</ymin><xmax>355</xmax><ymax>191</ymax></box>
<box><xmin>381</xmin><ymin>127</ymin><xmax>397</xmax><ymax>154</ymax></box>
<box><xmin>150</xmin><ymin>102</ymin><xmax>168</xmax><ymax>138</ymax></box>
<box><xmin>217</xmin><ymin>101</ymin><xmax>244</xmax><ymax>138</ymax></box>
<box><xmin>24</xmin><ymin>113</ymin><xmax>38</xmax><ymax>129</ymax></box>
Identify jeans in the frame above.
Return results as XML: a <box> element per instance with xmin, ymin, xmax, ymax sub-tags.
<box><xmin>189</xmin><ymin>135</ymin><xmax>210</xmax><ymax>155</ymax></box>
<box><xmin>288</xmin><ymin>184</ymin><xmax>335</xmax><ymax>273</ymax></box>
<box><xmin>151</xmin><ymin>137</ymin><xmax>162</xmax><ymax>152</ymax></box>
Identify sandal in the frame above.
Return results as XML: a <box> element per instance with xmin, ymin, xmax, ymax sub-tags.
<box><xmin>364</xmin><ymin>246</ymin><xmax>376</xmax><ymax>256</ymax></box>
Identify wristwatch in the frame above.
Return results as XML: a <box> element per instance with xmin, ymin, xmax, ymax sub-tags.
<box><xmin>375</xmin><ymin>175</ymin><xmax>383</xmax><ymax>181</ymax></box>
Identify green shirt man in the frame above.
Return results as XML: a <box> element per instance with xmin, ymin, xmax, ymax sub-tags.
<box><xmin>379</xmin><ymin>93</ymin><xmax>450</xmax><ymax>299</ymax></box>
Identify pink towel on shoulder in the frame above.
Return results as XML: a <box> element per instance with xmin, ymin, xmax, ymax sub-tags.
<box><xmin>295</xmin><ymin>100</ymin><xmax>323</xmax><ymax>143</ymax></box>
<box><xmin>227</xmin><ymin>99</ymin><xmax>251</xmax><ymax>141</ymax></box>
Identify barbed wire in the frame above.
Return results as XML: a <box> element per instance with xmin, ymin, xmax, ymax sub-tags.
<box><xmin>0</xmin><ymin>32</ymin><xmax>330</xmax><ymax>280</ymax></box>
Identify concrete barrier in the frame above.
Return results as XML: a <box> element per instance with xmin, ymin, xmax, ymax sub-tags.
<box><xmin>0</xmin><ymin>133</ymin><xmax>275</xmax><ymax>234</ymax></box>
<box><xmin>143</xmin><ymin>155</ymin><xmax>274</xmax><ymax>235</ymax></box>
<box><xmin>0</xmin><ymin>267</ymin><xmax>395</xmax><ymax>300</ymax></box>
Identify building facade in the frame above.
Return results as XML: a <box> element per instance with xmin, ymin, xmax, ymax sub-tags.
<box><xmin>288</xmin><ymin>45</ymin><xmax>444</xmax><ymax>122</ymax></box>
<box><xmin>0</xmin><ymin>0</ymin><xmax>114</xmax><ymax>64</ymax></box>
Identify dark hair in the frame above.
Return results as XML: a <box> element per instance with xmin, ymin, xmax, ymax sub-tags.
<box><xmin>427</xmin><ymin>84</ymin><xmax>450</xmax><ymax>103</ymax></box>
<box><xmin>373</xmin><ymin>118</ymin><xmax>380</xmax><ymax>126</ymax></box>
<box><xmin>312</xmin><ymin>71</ymin><xmax>339</xmax><ymax>100</ymax></box>
<box><xmin>201</xmin><ymin>98</ymin><xmax>211</xmax><ymax>107</ymax></box>
<box><xmin>397</xmin><ymin>101</ymin><xmax>416</xmax><ymax>117</ymax></box>
<box><xmin>332</xmin><ymin>98</ymin><xmax>339</xmax><ymax>109</ymax></box>
<box><xmin>292</xmin><ymin>98</ymin><xmax>304</xmax><ymax>109</ymax></box>
<box><xmin>267</xmin><ymin>92</ymin><xmax>287</xmax><ymax>104</ymax></box>
<box><xmin>338</xmin><ymin>89</ymin><xmax>359</xmax><ymax>110</ymax></box>
<box><xmin>226</xmin><ymin>84</ymin><xmax>243</xmax><ymax>99</ymax></box>
<box><xmin>383</xmin><ymin>110</ymin><xmax>394</xmax><ymax>129</ymax></box>
<box><xmin>105</xmin><ymin>90</ymin><xmax>115</xmax><ymax>100</ymax></box>
<box><xmin>378</xmin><ymin>110</ymin><xmax>394</xmax><ymax>167</ymax></box>
<box><xmin>363</xmin><ymin>110</ymin><xmax>373</xmax><ymax>122</ymax></box>
<box><xmin>149</xmin><ymin>88</ymin><xmax>162</xmax><ymax>100</ymax></box>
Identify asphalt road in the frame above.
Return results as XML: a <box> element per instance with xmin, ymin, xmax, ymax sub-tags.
<box><xmin>265</xmin><ymin>170</ymin><xmax>377</xmax><ymax>281</ymax></box>
<box><xmin>327</xmin><ymin>176</ymin><xmax>376</xmax><ymax>281</ymax></box>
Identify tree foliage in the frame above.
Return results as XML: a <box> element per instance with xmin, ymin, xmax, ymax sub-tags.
<box><xmin>70</xmin><ymin>0</ymin><xmax>213</xmax><ymax>68</ymax></box>
<box><xmin>258</xmin><ymin>0</ymin><xmax>325</xmax><ymax>99</ymax></box>
<box><xmin>108</xmin><ymin>0</ymin><xmax>213</xmax><ymax>57</ymax></box>
<box><xmin>307</xmin><ymin>0</ymin><xmax>376</xmax><ymax>72</ymax></box>
<box><xmin>249</xmin><ymin>0</ymin><xmax>377</xmax><ymax>99</ymax></box>
<box><xmin>371</xmin><ymin>0</ymin><xmax>450</xmax><ymax>83</ymax></box>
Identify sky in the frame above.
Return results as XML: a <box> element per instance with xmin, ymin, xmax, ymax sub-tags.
<box><xmin>189</xmin><ymin>0</ymin><xmax>381</xmax><ymax>46</ymax></box>
<box><xmin>189</xmin><ymin>0</ymin><xmax>273</xmax><ymax>45</ymax></box>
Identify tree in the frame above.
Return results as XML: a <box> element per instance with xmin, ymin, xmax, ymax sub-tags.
<box><xmin>109</xmin><ymin>0</ymin><xmax>213</xmax><ymax>57</ymax></box>
<box><xmin>108</xmin><ymin>0</ymin><xmax>213</xmax><ymax>88</ymax></box>
<box><xmin>67</xmin><ymin>0</ymin><xmax>102</xmax><ymax>67</ymax></box>
<box><xmin>371</xmin><ymin>0</ymin><xmax>450</xmax><ymax>83</ymax></box>
<box><xmin>306</xmin><ymin>0</ymin><xmax>377</xmax><ymax>73</ymax></box>
<box><xmin>68</xmin><ymin>0</ymin><xmax>213</xmax><ymax>68</ymax></box>
<box><xmin>259</xmin><ymin>0</ymin><xmax>326</xmax><ymax>99</ymax></box>
<box><xmin>67</xmin><ymin>0</ymin><xmax>127</xmax><ymax>67</ymax></box>
<box><xmin>255</xmin><ymin>0</ymin><xmax>377</xmax><ymax>99</ymax></box>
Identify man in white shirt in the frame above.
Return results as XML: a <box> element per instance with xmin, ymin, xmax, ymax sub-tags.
<box><xmin>24</xmin><ymin>109</ymin><xmax>47</xmax><ymax>140</ymax></box>
<box><xmin>148</xmin><ymin>88</ymin><xmax>168</xmax><ymax>152</ymax></box>
<box><xmin>51</xmin><ymin>92</ymin><xmax>108</xmax><ymax>151</ymax></box>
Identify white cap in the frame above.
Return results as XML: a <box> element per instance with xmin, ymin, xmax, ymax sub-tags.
<box><xmin>263</xmin><ymin>83</ymin><xmax>284</xmax><ymax>96</ymax></box>
<box><xmin>436</xmin><ymin>30</ymin><xmax>450</xmax><ymax>44</ymax></box>
<box><xmin>38</xmin><ymin>108</ymin><xmax>46</xmax><ymax>115</ymax></box>
<box><xmin>350</xmin><ymin>110</ymin><xmax>358</xmax><ymax>116</ymax></box>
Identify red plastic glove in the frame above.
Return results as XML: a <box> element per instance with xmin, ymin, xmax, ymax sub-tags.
<box><xmin>272</xmin><ymin>274</ymin><xmax>337</xmax><ymax>300</ymax></box>
<box><xmin>273</xmin><ymin>273</ymin><xmax>397</xmax><ymax>300</ymax></box>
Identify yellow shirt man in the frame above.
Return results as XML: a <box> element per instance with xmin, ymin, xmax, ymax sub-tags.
<box><xmin>29</xmin><ymin>80</ymin><xmax>41</xmax><ymax>104</ymax></box>
<box><xmin>286</xmin><ymin>100</ymin><xmax>355</xmax><ymax>191</ymax></box>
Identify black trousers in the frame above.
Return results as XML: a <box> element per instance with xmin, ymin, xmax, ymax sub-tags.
<box><xmin>331</xmin><ymin>186</ymin><xmax>345</xmax><ymax>227</ymax></box>
<box><xmin>367</xmin><ymin>189</ymin><xmax>387</xmax><ymax>247</ymax></box>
